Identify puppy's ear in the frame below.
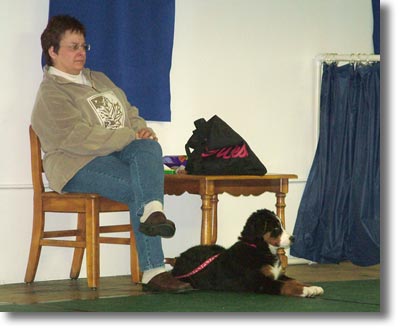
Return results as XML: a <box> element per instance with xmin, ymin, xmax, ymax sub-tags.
<box><xmin>240</xmin><ymin>210</ymin><xmax>267</xmax><ymax>242</ymax></box>
<box><xmin>240</xmin><ymin>220</ymin><xmax>256</xmax><ymax>242</ymax></box>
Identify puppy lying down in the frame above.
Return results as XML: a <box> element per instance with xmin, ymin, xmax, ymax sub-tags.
<box><xmin>171</xmin><ymin>209</ymin><xmax>324</xmax><ymax>297</ymax></box>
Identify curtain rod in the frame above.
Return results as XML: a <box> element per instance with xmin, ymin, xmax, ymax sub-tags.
<box><xmin>316</xmin><ymin>53</ymin><xmax>380</xmax><ymax>63</ymax></box>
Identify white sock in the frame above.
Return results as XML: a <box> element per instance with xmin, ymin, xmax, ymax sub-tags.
<box><xmin>141</xmin><ymin>266</ymin><xmax>166</xmax><ymax>284</ymax></box>
<box><xmin>140</xmin><ymin>200</ymin><xmax>163</xmax><ymax>223</ymax></box>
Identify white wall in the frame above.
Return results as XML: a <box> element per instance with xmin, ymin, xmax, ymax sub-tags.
<box><xmin>0</xmin><ymin>0</ymin><xmax>373</xmax><ymax>284</ymax></box>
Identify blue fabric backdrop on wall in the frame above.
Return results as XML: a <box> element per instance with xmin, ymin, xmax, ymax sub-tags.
<box><xmin>372</xmin><ymin>0</ymin><xmax>380</xmax><ymax>54</ymax></box>
<box><xmin>48</xmin><ymin>0</ymin><xmax>175</xmax><ymax>121</ymax></box>
<box><xmin>291</xmin><ymin>63</ymin><xmax>380</xmax><ymax>267</ymax></box>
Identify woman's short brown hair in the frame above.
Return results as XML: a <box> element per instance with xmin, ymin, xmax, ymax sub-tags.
<box><xmin>41</xmin><ymin>15</ymin><xmax>86</xmax><ymax>66</ymax></box>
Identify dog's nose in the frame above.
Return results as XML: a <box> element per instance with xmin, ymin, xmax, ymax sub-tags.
<box><xmin>289</xmin><ymin>236</ymin><xmax>295</xmax><ymax>243</ymax></box>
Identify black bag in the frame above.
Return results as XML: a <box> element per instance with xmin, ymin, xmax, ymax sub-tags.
<box><xmin>185</xmin><ymin>115</ymin><xmax>267</xmax><ymax>175</ymax></box>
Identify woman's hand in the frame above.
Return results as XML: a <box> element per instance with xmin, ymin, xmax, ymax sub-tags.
<box><xmin>135</xmin><ymin>128</ymin><xmax>158</xmax><ymax>141</ymax></box>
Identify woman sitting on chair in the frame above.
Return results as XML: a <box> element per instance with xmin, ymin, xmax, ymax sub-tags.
<box><xmin>31</xmin><ymin>15</ymin><xmax>192</xmax><ymax>293</ymax></box>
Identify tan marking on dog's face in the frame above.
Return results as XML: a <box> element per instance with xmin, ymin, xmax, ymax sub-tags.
<box><xmin>263</xmin><ymin>232</ymin><xmax>280</xmax><ymax>247</ymax></box>
<box><xmin>263</xmin><ymin>228</ymin><xmax>293</xmax><ymax>250</ymax></box>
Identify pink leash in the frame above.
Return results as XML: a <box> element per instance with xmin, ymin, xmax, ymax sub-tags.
<box><xmin>174</xmin><ymin>253</ymin><xmax>221</xmax><ymax>279</ymax></box>
<box><xmin>174</xmin><ymin>242</ymin><xmax>257</xmax><ymax>279</ymax></box>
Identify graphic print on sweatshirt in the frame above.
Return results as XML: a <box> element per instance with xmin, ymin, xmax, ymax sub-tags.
<box><xmin>87</xmin><ymin>91</ymin><xmax>125</xmax><ymax>129</ymax></box>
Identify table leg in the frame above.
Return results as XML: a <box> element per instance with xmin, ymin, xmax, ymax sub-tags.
<box><xmin>200</xmin><ymin>194</ymin><xmax>213</xmax><ymax>245</ymax></box>
<box><xmin>210</xmin><ymin>194</ymin><xmax>219</xmax><ymax>244</ymax></box>
<box><xmin>275</xmin><ymin>193</ymin><xmax>286</xmax><ymax>228</ymax></box>
<box><xmin>275</xmin><ymin>193</ymin><xmax>288</xmax><ymax>271</ymax></box>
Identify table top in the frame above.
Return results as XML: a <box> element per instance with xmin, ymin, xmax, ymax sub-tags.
<box><xmin>165</xmin><ymin>173</ymin><xmax>298</xmax><ymax>181</ymax></box>
<box><xmin>164</xmin><ymin>173</ymin><xmax>298</xmax><ymax>196</ymax></box>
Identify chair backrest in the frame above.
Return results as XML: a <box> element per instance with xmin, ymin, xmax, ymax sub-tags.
<box><xmin>29</xmin><ymin>125</ymin><xmax>45</xmax><ymax>193</ymax></box>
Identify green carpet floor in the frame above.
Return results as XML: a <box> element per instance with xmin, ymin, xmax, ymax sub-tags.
<box><xmin>1</xmin><ymin>279</ymin><xmax>379</xmax><ymax>312</ymax></box>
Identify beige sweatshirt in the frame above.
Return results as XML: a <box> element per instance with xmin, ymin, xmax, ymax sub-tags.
<box><xmin>31</xmin><ymin>66</ymin><xmax>147</xmax><ymax>193</ymax></box>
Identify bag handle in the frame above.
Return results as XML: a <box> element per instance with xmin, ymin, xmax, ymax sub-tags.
<box><xmin>194</xmin><ymin>118</ymin><xmax>206</xmax><ymax>129</ymax></box>
<box><xmin>185</xmin><ymin>118</ymin><xmax>207</xmax><ymax>167</ymax></box>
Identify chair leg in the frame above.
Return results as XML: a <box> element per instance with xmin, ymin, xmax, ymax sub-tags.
<box><xmin>70</xmin><ymin>213</ymin><xmax>86</xmax><ymax>280</ymax></box>
<box><xmin>24</xmin><ymin>207</ymin><xmax>45</xmax><ymax>283</ymax></box>
<box><xmin>85</xmin><ymin>198</ymin><xmax>100</xmax><ymax>289</ymax></box>
<box><xmin>129</xmin><ymin>229</ymin><xmax>141</xmax><ymax>283</ymax></box>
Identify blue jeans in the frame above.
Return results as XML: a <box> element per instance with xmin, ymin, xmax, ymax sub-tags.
<box><xmin>63</xmin><ymin>139</ymin><xmax>165</xmax><ymax>272</ymax></box>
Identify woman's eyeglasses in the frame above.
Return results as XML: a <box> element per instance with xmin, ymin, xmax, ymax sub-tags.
<box><xmin>61</xmin><ymin>43</ymin><xmax>91</xmax><ymax>52</ymax></box>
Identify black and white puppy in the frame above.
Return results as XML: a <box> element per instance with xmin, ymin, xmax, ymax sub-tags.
<box><xmin>171</xmin><ymin>209</ymin><xmax>324</xmax><ymax>297</ymax></box>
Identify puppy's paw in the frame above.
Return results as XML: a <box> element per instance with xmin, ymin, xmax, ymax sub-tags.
<box><xmin>301</xmin><ymin>286</ymin><xmax>324</xmax><ymax>298</ymax></box>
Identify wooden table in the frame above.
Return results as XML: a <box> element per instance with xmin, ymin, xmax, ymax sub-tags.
<box><xmin>164</xmin><ymin>173</ymin><xmax>298</xmax><ymax>268</ymax></box>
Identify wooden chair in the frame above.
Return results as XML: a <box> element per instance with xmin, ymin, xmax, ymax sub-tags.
<box><xmin>25</xmin><ymin>126</ymin><xmax>140</xmax><ymax>289</ymax></box>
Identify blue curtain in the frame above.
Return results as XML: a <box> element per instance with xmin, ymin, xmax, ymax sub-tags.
<box><xmin>48</xmin><ymin>0</ymin><xmax>175</xmax><ymax>121</ymax></box>
<box><xmin>372</xmin><ymin>0</ymin><xmax>380</xmax><ymax>54</ymax></box>
<box><xmin>291</xmin><ymin>62</ymin><xmax>380</xmax><ymax>266</ymax></box>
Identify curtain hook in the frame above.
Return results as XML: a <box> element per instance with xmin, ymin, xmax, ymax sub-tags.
<box><xmin>349</xmin><ymin>53</ymin><xmax>356</xmax><ymax>69</ymax></box>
